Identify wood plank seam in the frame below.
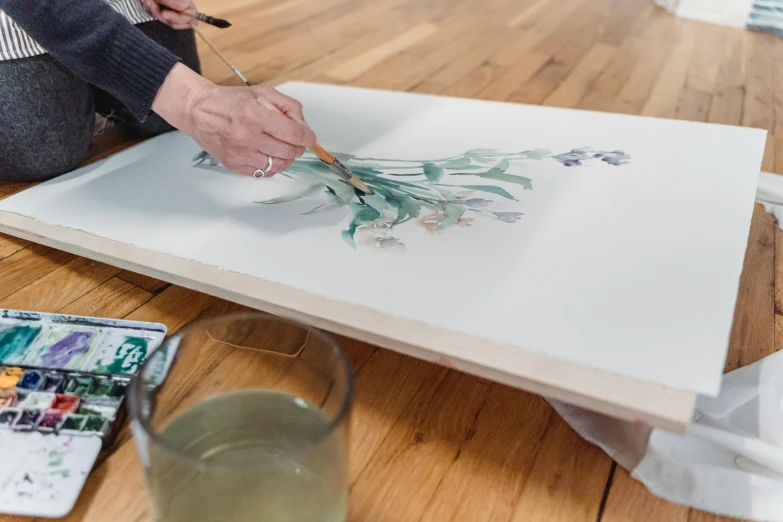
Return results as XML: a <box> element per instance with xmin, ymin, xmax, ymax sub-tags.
<box><xmin>414</xmin><ymin>386</ymin><xmax>493</xmax><ymax>521</ymax></box>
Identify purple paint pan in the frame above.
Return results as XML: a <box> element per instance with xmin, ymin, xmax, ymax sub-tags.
<box><xmin>12</xmin><ymin>409</ymin><xmax>42</xmax><ymax>430</ymax></box>
<box><xmin>38</xmin><ymin>410</ymin><xmax>65</xmax><ymax>432</ymax></box>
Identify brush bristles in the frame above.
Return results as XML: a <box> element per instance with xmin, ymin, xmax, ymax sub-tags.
<box><xmin>349</xmin><ymin>177</ymin><xmax>373</xmax><ymax>195</ymax></box>
<box><xmin>195</xmin><ymin>12</ymin><xmax>232</xmax><ymax>28</ymax></box>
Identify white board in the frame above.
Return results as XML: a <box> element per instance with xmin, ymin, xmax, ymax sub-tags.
<box><xmin>0</xmin><ymin>82</ymin><xmax>766</xmax><ymax>428</ymax></box>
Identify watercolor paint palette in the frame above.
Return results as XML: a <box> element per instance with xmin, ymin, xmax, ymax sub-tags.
<box><xmin>0</xmin><ymin>309</ymin><xmax>167</xmax><ymax>374</ymax></box>
<box><xmin>0</xmin><ymin>310</ymin><xmax>170</xmax><ymax>518</ymax></box>
<box><xmin>0</xmin><ymin>365</ymin><xmax>130</xmax><ymax>444</ymax></box>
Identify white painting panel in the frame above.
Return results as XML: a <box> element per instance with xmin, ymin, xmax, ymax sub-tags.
<box><xmin>0</xmin><ymin>82</ymin><xmax>766</xmax><ymax>396</ymax></box>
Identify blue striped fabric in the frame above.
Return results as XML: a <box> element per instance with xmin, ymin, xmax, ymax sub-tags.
<box><xmin>748</xmin><ymin>0</ymin><xmax>783</xmax><ymax>37</ymax></box>
<box><xmin>0</xmin><ymin>0</ymin><xmax>153</xmax><ymax>61</ymax></box>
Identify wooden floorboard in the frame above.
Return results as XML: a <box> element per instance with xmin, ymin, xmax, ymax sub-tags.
<box><xmin>2</xmin><ymin>0</ymin><xmax>780</xmax><ymax>520</ymax></box>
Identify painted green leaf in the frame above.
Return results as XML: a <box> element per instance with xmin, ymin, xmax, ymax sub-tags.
<box><xmin>495</xmin><ymin>158</ymin><xmax>510</xmax><ymax>171</ymax></box>
<box><xmin>390</xmin><ymin>194</ymin><xmax>422</xmax><ymax>225</ymax></box>
<box><xmin>439</xmin><ymin>155</ymin><xmax>473</xmax><ymax>169</ymax></box>
<box><xmin>440</xmin><ymin>203</ymin><xmax>466</xmax><ymax>228</ymax></box>
<box><xmin>436</xmin><ymin>186</ymin><xmax>459</xmax><ymax>202</ymax></box>
<box><xmin>303</xmin><ymin>201</ymin><xmax>345</xmax><ymax>215</ymax></box>
<box><xmin>323</xmin><ymin>179</ymin><xmax>357</xmax><ymax>203</ymax></box>
<box><xmin>398</xmin><ymin>194</ymin><xmax>421</xmax><ymax>221</ymax></box>
<box><xmin>457</xmin><ymin>184</ymin><xmax>517</xmax><ymax>200</ymax></box>
<box><xmin>369</xmin><ymin>177</ymin><xmax>441</xmax><ymax>203</ymax></box>
<box><xmin>455</xmin><ymin>168</ymin><xmax>533</xmax><ymax>190</ymax></box>
<box><xmin>423</xmin><ymin>163</ymin><xmax>445</xmax><ymax>183</ymax></box>
<box><xmin>342</xmin><ymin>204</ymin><xmax>382</xmax><ymax>248</ymax></box>
<box><xmin>518</xmin><ymin>149</ymin><xmax>552</xmax><ymax>160</ymax></box>
<box><xmin>341</xmin><ymin>230</ymin><xmax>357</xmax><ymax>248</ymax></box>
<box><xmin>363</xmin><ymin>194</ymin><xmax>388</xmax><ymax>215</ymax></box>
<box><xmin>256</xmin><ymin>183</ymin><xmax>324</xmax><ymax>204</ymax></box>
<box><xmin>350</xmin><ymin>165</ymin><xmax>385</xmax><ymax>179</ymax></box>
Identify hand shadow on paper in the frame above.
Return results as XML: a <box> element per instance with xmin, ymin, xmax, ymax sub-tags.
<box><xmin>64</xmin><ymin>134</ymin><xmax>348</xmax><ymax>237</ymax></box>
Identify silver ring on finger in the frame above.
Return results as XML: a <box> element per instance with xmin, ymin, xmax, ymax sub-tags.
<box><xmin>252</xmin><ymin>156</ymin><xmax>275</xmax><ymax>178</ymax></box>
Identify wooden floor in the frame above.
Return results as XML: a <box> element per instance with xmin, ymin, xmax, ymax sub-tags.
<box><xmin>1</xmin><ymin>0</ymin><xmax>781</xmax><ymax>520</ymax></box>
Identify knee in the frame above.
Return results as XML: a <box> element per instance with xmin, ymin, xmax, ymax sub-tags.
<box><xmin>0</xmin><ymin>123</ymin><xmax>92</xmax><ymax>182</ymax></box>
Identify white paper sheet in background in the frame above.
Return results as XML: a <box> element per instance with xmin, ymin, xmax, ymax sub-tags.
<box><xmin>0</xmin><ymin>82</ymin><xmax>766</xmax><ymax>397</ymax></box>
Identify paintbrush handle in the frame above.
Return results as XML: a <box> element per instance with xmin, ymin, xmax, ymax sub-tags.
<box><xmin>309</xmin><ymin>144</ymin><xmax>336</xmax><ymax>165</ymax></box>
<box><xmin>183</xmin><ymin>8</ymin><xmax>208</xmax><ymax>23</ymax></box>
<box><xmin>193</xmin><ymin>27</ymin><xmax>249</xmax><ymax>84</ymax></box>
<box><xmin>180</xmin><ymin>8</ymin><xmax>228</xmax><ymax>28</ymax></box>
<box><xmin>195</xmin><ymin>28</ymin><xmax>335</xmax><ymax>165</ymax></box>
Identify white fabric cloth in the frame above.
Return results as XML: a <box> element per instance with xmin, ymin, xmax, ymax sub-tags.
<box><xmin>656</xmin><ymin>0</ymin><xmax>783</xmax><ymax>37</ymax></box>
<box><xmin>549</xmin><ymin>346</ymin><xmax>783</xmax><ymax>521</ymax></box>
<box><xmin>758</xmin><ymin>171</ymin><xmax>783</xmax><ymax>228</ymax></box>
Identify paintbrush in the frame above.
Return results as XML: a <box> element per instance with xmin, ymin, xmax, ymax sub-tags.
<box><xmin>193</xmin><ymin>27</ymin><xmax>373</xmax><ymax>195</ymax></box>
<box><xmin>183</xmin><ymin>9</ymin><xmax>231</xmax><ymax>28</ymax></box>
<box><xmin>168</xmin><ymin>6</ymin><xmax>232</xmax><ymax>28</ymax></box>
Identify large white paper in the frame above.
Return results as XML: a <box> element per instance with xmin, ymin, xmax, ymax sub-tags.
<box><xmin>0</xmin><ymin>82</ymin><xmax>766</xmax><ymax>396</ymax></box>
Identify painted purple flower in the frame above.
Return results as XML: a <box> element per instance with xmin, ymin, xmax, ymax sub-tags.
<box><xmin>464</xmin><ymin>198</ymin><xmax>493</xmax><ymax>208</ymax></box>
<box><xmin>596</xmin><ymin>150</ymin><xmax>630</xmax><ymax>166</ymax></box>
<box><xmin>493</xmin><ymin>212</ymin><xmax>523</xmax><ymax>223</ymax></box>
<box><xmin>552</xmin><ymin>149</ymin><xmax>592</xmax><ymax>167</ymax></box>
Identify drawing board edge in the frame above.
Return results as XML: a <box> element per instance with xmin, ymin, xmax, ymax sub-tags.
<box><xmin>0</xmin><ymin>210</ymin><xmax>696</xmax><ymax>433</ymax></box>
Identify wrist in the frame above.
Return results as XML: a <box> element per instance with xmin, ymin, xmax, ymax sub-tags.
<box><xmin>151</xmin><ymin>63</ymin><xmax>214</xmax><ymax>132</ymax></box>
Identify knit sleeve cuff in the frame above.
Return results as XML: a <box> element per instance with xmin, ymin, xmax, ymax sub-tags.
<box><xmin>101</xmin><ymin>24</ymin><xmax>182</xmax><ymax>122</ymax></box>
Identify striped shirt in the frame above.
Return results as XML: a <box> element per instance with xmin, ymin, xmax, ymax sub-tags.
<box><xmin>0</xmin><ymin>0</ymin><xmax>153</xmax><ymax>61</ymax></box>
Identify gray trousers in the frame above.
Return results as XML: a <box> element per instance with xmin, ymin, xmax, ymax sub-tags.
<box><xmin>0</xmin><ymin>22</ymin><xmax>200</xmax><ymax>182</ymax></box>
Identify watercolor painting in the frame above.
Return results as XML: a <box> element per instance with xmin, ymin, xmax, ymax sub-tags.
<box><xmin>0</xmin><ymin>82</ymin><xmax>767</xmax><ymax>407</ymax></box>
<box><xmin>193</xmin><ymin>147</ymin><xmax>630</xmax><ymax>252</ymax></box>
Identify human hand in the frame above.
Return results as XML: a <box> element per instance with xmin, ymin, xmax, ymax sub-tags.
<box><xmin>142</xmin><ymin>0</ymin><xmax>196</xmax><ymax>30</ymax></box>
<box><xmin>152</xmin><ymin>64</ymin><xmax>316</xmax><ymax>177</ymax></box>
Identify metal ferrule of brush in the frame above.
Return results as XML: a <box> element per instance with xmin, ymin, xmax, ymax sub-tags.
<box><xmin>330</xmin><ymin>159</ymin><xmax>354</xmax><ymax>182</ymax></box>
<box><xmin>195</xmin><ymin>12</ymin><xmax>215</xmax><ymax>24</ymax></box>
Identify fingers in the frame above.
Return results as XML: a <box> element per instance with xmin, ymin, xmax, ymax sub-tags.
<box><xmin>142</xmin><ymin>0</ymin><xmax>165</xmax><ymax>21</ymax></box>
<box><xmin>222</xmin><ymin>154</ymin><xmax>295</xmax><ymax>178</ymax></box>
<box><xmin>222</xmin><ymin>128</ymin><xmax>304</xmax><ymax>170</ymax></box>
<box><xmin>141</xmin><ymin>0</ymin><xmax>193</xmax><ymax>28</ymax></box>
<box><xmin>255</xmin><ymin>86</ymin><xmax>308</xmax><ymax>125</ymax></box>
<box><xmin>161</xmin><ymin>10</ymin><xmax>194</xmax><ymax>29</ymax></box>
<box><xmin>158</xmin><ymin>0</ymin><xmax>193</xmax><ymax>10</ymax></box>
<box><xmin>260</xmin><ymin>111</ymin><xmax>317</xmax><ymax>148</ymax></box>
<box><xmin>251</xmin><ymin>86</ymin><xmax>316</xmax><ymax>146</ymax></box>
<box><xmin>255</xmin><ymin>134</ymin><xmax>306</xmax><ymax>160</ymax></box>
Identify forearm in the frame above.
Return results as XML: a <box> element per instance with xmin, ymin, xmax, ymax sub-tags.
<box><xmin>0</xmin><ymin>0</ymin><xmax>181</xmax><ymax>121</ymax></box>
